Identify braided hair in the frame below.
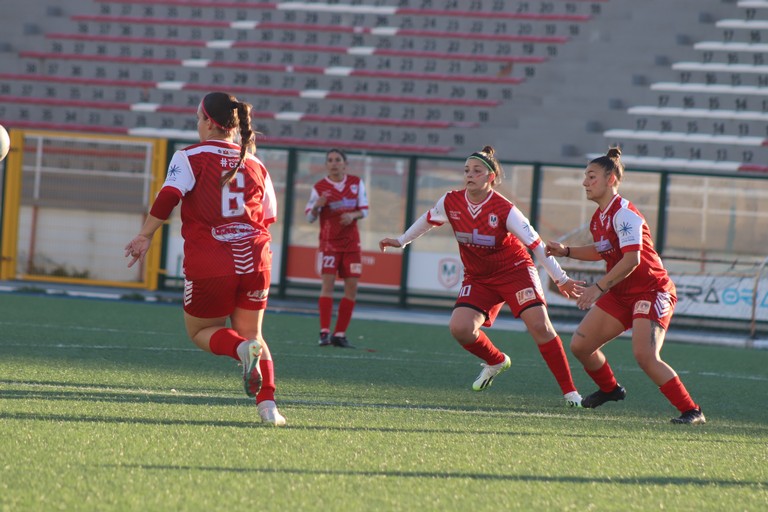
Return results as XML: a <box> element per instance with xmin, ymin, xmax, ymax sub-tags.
<box><xmin>200</xmin><ymin>91</ymin><xmax>256</xmax><ymax>187</ymax></box>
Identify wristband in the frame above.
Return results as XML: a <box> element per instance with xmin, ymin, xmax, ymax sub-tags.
<box><xmin>565</xmin><ymin>246</ymin><xmax>571</xmax><ymax>257</ymax></box>
<box><xmin>595</xmin><ymin>282</ymin><xmax>606</xmax><ymax>293</ymax></box>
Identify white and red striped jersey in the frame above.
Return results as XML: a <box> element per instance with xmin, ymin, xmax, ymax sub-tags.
<box><xmin>161</xmin><ymin>140</ymin><xmax>277</xmax><ymax>280</ymax></box>
<box><xmin>305</xmin><ymin>174</ymin><xmax>368</xmax><ymax>253</ymax></box>
<box><xmin>590</xmin><ymin>194</ymin><xmax>674</xmax><ymax>296</ymax></box>
<box><xmin>411</xmin><ymin>189</ymin><xmax>566</xmax><ymax>284</ymax></box>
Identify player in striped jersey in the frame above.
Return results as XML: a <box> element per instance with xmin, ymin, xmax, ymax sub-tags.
<box><xmin>125</xmin><ymin>91</ymin><xmax>286</xmax><ymax>426</ymax></box>
<box><xmin>380</xmin><ymin>146</ymin><xmax>584</xmax><ymax>407</ymax></box>
<box><xmin>547</xmin><ymin>147</ymin><xmax>705</xmax><ymax>424</ymax></box>
<box><xmin>305</xmin><ymin>149</ymin><xmax>369</xmax><ymax>349</ymax></box>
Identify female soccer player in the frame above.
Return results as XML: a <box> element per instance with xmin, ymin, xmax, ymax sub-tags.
<box><xmin>305</xmin><ymin>149</ymin><xmax>369</xmax><ymax>348</ymax></box>
<box><xmin>379</xmin><ymin>146</ymin><xmax>584</xmax><ymax>407</ymax></box>
<box><xmin>124</xmin><ymin>91</ymin><xmax>286</xmax><ymax>426</ymax></box>
<box><xmin>546</xmin><ymin>147</ymin><xmax>705</xmax><ymax>424</ymax></box>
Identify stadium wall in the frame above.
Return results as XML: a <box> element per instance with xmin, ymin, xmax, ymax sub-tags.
<box><xmin>0</xmin><ymin>128</ymin><xmax>766</xmax><ymax>338</ymax></box>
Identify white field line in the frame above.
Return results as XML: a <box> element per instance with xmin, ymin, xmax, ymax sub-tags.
<box><xmin>0</xmin><ymin>381</ymin><xmax>646</xmax><ymax>423</ymax></box>
<box><xmin>1</xmin><ymin>340</ymin><xmax>766</xmax><ymax>382</ymax></box>
<box><xmin>0</xmin><ymin>320</ymin><xmax>175</xmax><ymax>336</ymax></box>
<box><xmin>4</xmin><ymin>381</ymin><xmax>768</xmax><ymax>430</ymax></box>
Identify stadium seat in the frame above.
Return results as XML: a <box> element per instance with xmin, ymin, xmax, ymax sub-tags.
<box><xmin>1</xmin><ymin>0</ymin><xmax>615</xmax><ymax>158</ymax></box>
<box><xmin>672</xmin><ymin>62</ymin><xmax>768</xmax><ymax>87</ymax></box>
<box><xmin>601</xmin><ymin>0</ymin><xmax>768</xmax><ymax>173</ymax></box>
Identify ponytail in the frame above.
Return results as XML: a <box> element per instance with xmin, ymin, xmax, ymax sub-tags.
<box><xmin>220</xmin><ymin>100</ymin><xmax>255</xmax><ymax>187</ymax></box>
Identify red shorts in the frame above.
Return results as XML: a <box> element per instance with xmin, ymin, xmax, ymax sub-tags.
<box><xmin>455</xmin><ymin>265</ymin><xmax>546</xmax><ymax>327</ymax></box>
<box><xmin>319</xmin><ymin>250</ymin><xmax>362</xmax><ymax>278</ymax></box>
<box><xmin>183</xmin><ymin>271</ymin><xmax>271</xmax><ymax>318</ymax></box>
<box><xmin>595</xmin><ymin>290</ymin><xmax>676</xmax><ymax>331</ymax></box>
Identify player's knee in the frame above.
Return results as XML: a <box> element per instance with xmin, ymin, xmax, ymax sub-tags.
<box><xmin>570</xmin><ymin>334</ymin><xmax>590</xmax><ymax>360</ymax></box>
<box><xmin>632</xmin><ymin>348</ymin><xmax>660</xmax><ymax>372</ymax></box>
<box><xmin>529</xmin><ymin>322</ymin><xmax>556</xmax><ymax>343</ymax></box>
<box><xmin>449</xmin><ymin>321</ymin><xmax>476</xmax><ymax>344</ymax></box>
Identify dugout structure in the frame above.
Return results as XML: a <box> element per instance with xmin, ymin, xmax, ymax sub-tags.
<box><xmin>0</xmin><ymin>130</ymin><xmax>166</xmax><ymax>289</ymax></box>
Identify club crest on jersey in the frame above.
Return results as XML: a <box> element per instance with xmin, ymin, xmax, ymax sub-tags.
<box><xmin>488</xmin><ymin>213</ymin><xmax>498</xmax><ymax>228</ymax></box>
<box><xmin>633</xmin><ymin>300</ymin><xmax>651</xmax><ymax>315</ymax></box>
<box><xmin>350</xmin><ymin>184</ymin><xmax>358</xmax><ymax>194</ymax></box>
<box><xmin>516</xmin><ymin>287</ymin><xmax>536</xmax><ymax>305</ymax></box>
<box><xmin>438</xmin><ymin>258</ymin><xmax>462</xmax><ymax>288</ymax></box>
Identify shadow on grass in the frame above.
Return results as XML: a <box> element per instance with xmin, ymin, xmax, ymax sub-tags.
<box><xmin>102</xmin><ymin>463</ymin><xmax>768</xmax><ymax>488</ymax></box>
<box><xmin>3</xmin><ymin>401</ymin><xmax>767</xmax><ymax>445</ymax></box>
<box><xmin>0</xmin><ymin>410</ymin><xmax>686</xmax><ymax>441</ymax></box>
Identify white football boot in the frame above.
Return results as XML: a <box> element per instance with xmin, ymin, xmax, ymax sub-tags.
<box><xmin>472</xmin><ymin>353</ymin><xmax>511</xmax><ymax>391</ymax></box>
<box><xmin>564</xmin><ymin>391</ymin><xmax>583</xmax><ymax>408</ymax></box>
<box><xmin>257</xmin><ymin>400</ymin><xmax>287</xmax><ymax>427</ymax></box>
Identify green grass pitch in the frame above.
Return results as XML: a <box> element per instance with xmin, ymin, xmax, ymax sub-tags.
<box><xmin>1</xmin><ymin>293</ymin><xmax>766</xmax><ymax>511</ymax></box>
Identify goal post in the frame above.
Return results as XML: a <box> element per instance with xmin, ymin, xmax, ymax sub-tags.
<box><xmin>0</xmin><ymin>129</ymin><xmax>167</xmax><ymax>290</ymax></box>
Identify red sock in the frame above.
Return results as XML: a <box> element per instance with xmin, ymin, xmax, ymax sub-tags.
<box><xmin>461</xmin><ymin>331</ymin><xmax>506</xmax><ymax>365</ymax></box>
<box><xmin>586</xmin><ymin>360</ymin><xmax>619</xmax><ymax>392</ymax></box>
<box><xmin>209</xmin><ymin>328</ymin><xmax>245</xmax><ymax>361</ymax></box>
<box><xmin>256</xmin><ymin>359</ymin><xmax>276</xmax><ymax>403</ymax></box>
<box><xmin>318</xmin><ymin>296</ymin><xmax>333</xmax><ymax>331</ymax></box>
<box><xmin>659</xmin><ymin>376</ymin><xmax>698</xmax><ymax>413</ymax></box>
<box><xmin>538</xmin><ymin>337</ymin><xmax>577</xmax><ymax>394</ymax></box>
<box><xmin>334</xmin><ymin>297</ymin><xmax>355</xmax><ymax>335</ymax></box>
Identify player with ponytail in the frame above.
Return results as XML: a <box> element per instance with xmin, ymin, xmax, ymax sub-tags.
<box><xmin>380</xmin><ymin>146</ymin><xmax>585</xmax><ymax>407</ymax></box>
<box><xmin>547</xmin><ymin>147</ymin><xmax>705</xmax><ymax>424</ymax></box>
<box><xmin>124</xmin><ymin>91</ymin><xmax>286</xmax><ymax>426</ymax></box>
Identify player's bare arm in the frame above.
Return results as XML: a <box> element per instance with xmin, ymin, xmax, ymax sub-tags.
<box><xmin>575</xmin><ymin>250</ymin><xmax>640</xmax><ymax>310</ymax></box>
<box><xmin>546</xmin><ymin>241</ymin><xmax>602</xmax><ymax>261</ymax></box>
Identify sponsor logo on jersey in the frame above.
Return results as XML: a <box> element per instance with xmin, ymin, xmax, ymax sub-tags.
<box><xmin>329</xmin><ymin>198</ymin><xmax>358</xmax><ymax>211</ymax></box>
<box><xmin>449</xmin><ymin>210</ymin><xmax>461</xmax><ymax>220</ymax></box>
<box><xmin>594</xmin><ymin>237</ymin><xmax>612</xmax><ymax>253</ymax></box>
<box><xmin>217</xmin><ymin>148</ymin><xmax>240</xmax><ymax>157</ymax></box>
<box><xmin>488</xmin><ymin>213</ymin><xmax>498</xmax><ymax>228</ymax></box>
<box><xmin>438</xmin><ymin>258</ymin><xmax>461</xmax><ymax>288</ymax></box>
<box><xmin>633</xmin><ymin>300</ymin><xmax>651</xmax><ymax>315</ymax></box>
<box><xmin>247</xmin><ymin>289</ymin><xmax>269</xmax><ymax>302</ymax></box>
<box><xmin>455</xmin><ymin>229</ymin><xmax>496</xmax><ymax>247</ymax></box>
<box><xmin>516</xmin><ymin>287</ymin><xmax>536</xmax><ymax>305</ymax></box>
<box><xmin>211</xmin><ymin>222</ymin><xmax>259</xmax><ymax>242</ymax></box>
<box><xmin>618</xmin><ymin>220</ymin><xmax>640</xmax><ymax>245</ymax></box>
<box><xmin>167</xmin><ymin>164</ymin><xmax>181</xmax><ymax>181</ymax></box>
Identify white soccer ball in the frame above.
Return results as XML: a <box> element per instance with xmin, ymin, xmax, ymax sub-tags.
<box><xmin>0</xmin><ymin>125</ymin><xmax>9</xmax><ymax>162</ymax></box>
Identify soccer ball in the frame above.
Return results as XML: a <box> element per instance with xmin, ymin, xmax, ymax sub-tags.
<box><xmin>0</xmin><ymin>125</ymin><xmax>9</xmax><ymax>162</ymax></box>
